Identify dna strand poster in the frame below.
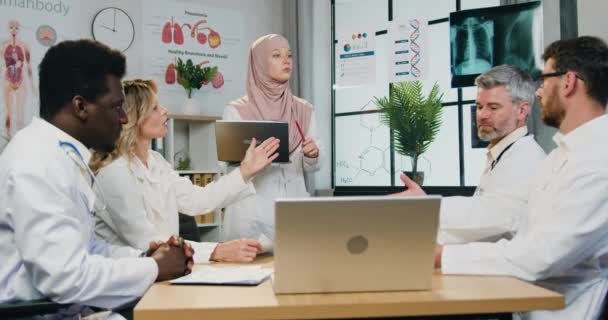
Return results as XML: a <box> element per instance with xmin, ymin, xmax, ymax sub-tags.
<box><xmin>0</xmin><ymin>0</ymin><xmax>80</xmax><ymax>152</ymax></box>
<box><xmin>142</xmin><ymin>0</ymin><xmax>245</xmax><ymax>116</ymax></box>
<box><xmin>388</xmin><ymin>19</ymin><xmax>428</xmax><ymax>83</ymax></box>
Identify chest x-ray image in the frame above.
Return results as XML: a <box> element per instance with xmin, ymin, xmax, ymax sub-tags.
<box><xmin>449</xmin><ymin>1</ymin><xmax>542</xmax><ymax>87</ymax></box>
<box><xmin>451</xmin><ymin>17</ymin><xmax>494</xmax><ymax>76</ymax></box>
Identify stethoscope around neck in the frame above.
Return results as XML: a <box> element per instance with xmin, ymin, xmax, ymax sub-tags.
<box><xmin>59</xmin><ymin>140</ymin><xmax>107</xmax><ymax>214</ymax></box>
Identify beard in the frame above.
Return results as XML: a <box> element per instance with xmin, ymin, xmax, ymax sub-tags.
<box><xmin>477</xmin><ymin>121</ymin><xmax>516</xmax><ymax>142</ymax></box>
<box><xmin>541</xmin><ymin>107</ymin><xmax>564</xmax><ymax>129</ymax></box>
<box><xmin>540</xmin><ymin>87</ymin><xmax>565</xmax><ymax>128</ymax></box>
<box><xmin>478</xmin><ymin>127</ymin><xmax>506</xmax><ymax>142</ymax></box>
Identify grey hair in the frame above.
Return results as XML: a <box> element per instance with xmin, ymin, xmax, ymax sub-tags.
<box><xmin>475</xmin><ymin>64</ymin><xmax>536</xmax><ymax>106</ymax></box>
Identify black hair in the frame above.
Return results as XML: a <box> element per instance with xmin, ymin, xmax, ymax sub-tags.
<box><xmin>38</xmin><ymin>39</ymin><xmax>126</xmax><ymax>120</ymax></box>
<box><xmin>543</xmin><ymin>36</ymin><xmax>608</xmax><ymax>107</ymax></box>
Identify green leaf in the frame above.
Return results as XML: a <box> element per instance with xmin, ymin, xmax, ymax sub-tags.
<box><xmin>373</xmin><ymin>81</ymin><xmax>443</xmax><ymax>173</ymax></box>
<box><xmin>174</xmin><ymin>58</ymin><xmax>219</xmax><ymax>98</ymax></box>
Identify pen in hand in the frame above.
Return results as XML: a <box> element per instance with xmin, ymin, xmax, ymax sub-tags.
<box><xmin>296</xmin><ymin>120</ymin><xmax>318</xmax><ymax>158</ymax></box>
<box><xmin>295</xmin><ymin>120</ymin><xmax>305</xmax><ymax>143</ymax></box>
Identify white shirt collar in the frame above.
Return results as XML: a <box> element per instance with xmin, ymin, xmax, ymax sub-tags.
<box><xmin>33</xmin><ymin>117</ymin><xmax>92</xmax><ymax>163</ymax></box>
<box><xmin>553</xmin><ymin>114</ymin><xmax>608</xmax><ymax>155</ymax></box>
<box><xmin>130</xmin><ymin>150</ymin><xmax>161</xmax><ymax>183</ymax></box>
<box><xmin>487</xmin><ymin>126</ymin><xmax>528</xmax><ymax>162</ymax></box>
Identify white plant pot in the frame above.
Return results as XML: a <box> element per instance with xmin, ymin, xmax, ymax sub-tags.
<box><xmin>182</xmin><ymin>97</ymin><xmax>199</xmax><ymax>115</ymax></box>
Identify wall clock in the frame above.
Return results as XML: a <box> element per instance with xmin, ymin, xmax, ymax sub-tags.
<box><xmin>92</xmin><ymin>7</ymin><xmax>135</xmax><ymax>52</ymax></box>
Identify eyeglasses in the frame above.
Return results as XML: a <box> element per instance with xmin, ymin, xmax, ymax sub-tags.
<box><xmin>535</xmin><ymin>71</ymin><xmax>584</xmax><ymax>88</ymax></box>
<box><xmin>535</xmin><ymin>71</ymin><xmax>566</xmax><ymax>88</ymax></box>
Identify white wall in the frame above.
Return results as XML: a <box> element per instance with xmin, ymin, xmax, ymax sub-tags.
<box><xmin>532</xmin><ymin>0</ymin><xmax>560</xmax><ymax>153</ymax></box>
<box><xmin>577</xmin><ymin>0</ymin><xmax>608</xmax><ymax>116</ymax></box>
<box><xmin>578</xmin><ymin>0</ymin><xmax>608</xmax><ymax>42</ymax></box>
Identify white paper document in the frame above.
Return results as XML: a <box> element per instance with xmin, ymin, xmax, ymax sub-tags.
<box><xmin>170</xmin><ymin>266</ymin><xmax>273</xmax><ymax>286</ymax></box>
<box><xmin>335</xmin><ymin>29</ymin><xmax>376</xmax><ymax>87</ymax></box>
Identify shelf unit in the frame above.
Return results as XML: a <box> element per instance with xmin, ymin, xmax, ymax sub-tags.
<box><xmin>177</xmin><ymin>170</ymin><xmax>219</xmax><ymax>175</ymax></box>
<box><xmin>164</xmin><ymin>114</ymin><xmax>222</xmax><ymax>172</ymax></box>
<box><xmin>163</xmin><ymin>114</ymin><xmax>223</xmax><ymax>242</ymax></box>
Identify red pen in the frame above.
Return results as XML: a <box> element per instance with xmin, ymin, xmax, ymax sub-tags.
<box><xmin>295</xmin><ymin>120</ymin><xmax>306</xmax><ymax>143</ymax></box>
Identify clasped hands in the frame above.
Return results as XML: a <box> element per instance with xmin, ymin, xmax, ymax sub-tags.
<box><xmin>146</xmin><ymin>235</ymin><xmax>195</xmax><ymax>281</ymax></box>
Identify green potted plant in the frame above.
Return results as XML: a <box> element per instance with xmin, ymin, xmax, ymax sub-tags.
<box><xmin>374</xmin><ymin>81</ymin><xmax>443</xmax><ymax>185</ymax></box>
<box><xmin>174</xmin><ymin>57</ymin><xmax>218</xmax><ymax>98</ymax></box>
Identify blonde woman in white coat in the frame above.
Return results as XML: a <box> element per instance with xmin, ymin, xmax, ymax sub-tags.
<box><xmin>221</xmin><ymin>34</ymin><xmax>321</xmax><ymax>245</ymax></box>
<box><xmin>90</xmin><ymin>79</ymin><xmax>280</xmax><ymax>263</ymax></box>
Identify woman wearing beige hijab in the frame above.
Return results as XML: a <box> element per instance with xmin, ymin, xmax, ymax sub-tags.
<box><xmin>221</xmin><ymin>34</ymin><xmax>321</xmax><ymax>247</ymax></box>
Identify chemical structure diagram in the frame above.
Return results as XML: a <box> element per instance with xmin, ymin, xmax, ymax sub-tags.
<box><xmin>336</xmin><ymin>100</ymin><xmax>390</xmax><ymax>185</ymax></box>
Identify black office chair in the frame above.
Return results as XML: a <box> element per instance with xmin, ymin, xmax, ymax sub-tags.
<box><xmin>179</xmin><ymin>213</ymin><xmax>201</xmax><ymax>242</ymax></box>
<box><xmin>600</xmin><ymin>294</ymin><xmax>608</xmax><ymax>320</ymax></box>
<box><xmin>0</xmin><ymin>299</ymin><xmax>137</xmax><ymax>320</ymax></box>
<box><xmin>0</xmin><ymin>299</ymin><xmax>67</xmax><ymax>319</ymax></box>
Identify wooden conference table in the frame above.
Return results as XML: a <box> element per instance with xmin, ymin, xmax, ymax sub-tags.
<box><xmin>134</xmin><ymin>254</ymin><xmax>564</xmax><ymax>320</ymax></box>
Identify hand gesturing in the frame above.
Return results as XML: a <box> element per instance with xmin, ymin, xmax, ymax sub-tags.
<box><xmin>240</xmin><ymin>137</ymin><xmax>280</xmax><ymax>180</ymax></box>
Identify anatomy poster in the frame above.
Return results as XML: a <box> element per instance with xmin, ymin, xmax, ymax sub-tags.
<box><xmin>143</xmin><ymin>0</ymin><xmax>246</xmax><ymax>116</ymax></box>
<box><xmin>388</xmin><ymin>18</ymin><xmax>428</xmax><ymax>83</ymax></box>
<box><xmin>0</xmin><ymin>0</ymin><xmax>80</xmax><ymax>151</ymax></box>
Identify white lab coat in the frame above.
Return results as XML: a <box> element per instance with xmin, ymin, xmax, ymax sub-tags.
<box><xmin>442</xmin><ymin>115</ymin><xmax>608</xmax><ymax>320</ymax></box>
<box><xmin>439</xmin><ymin>127</ymin><xmax>546</xmax><ymax>244</ymax></box>
<box><xmin>94</xmin><ymin>150</ymin><xmax>256</xmax><ymax>263</ymax></box>
<box><xmin>0</xmin><ymin>118</ymin><xmax>157</xmax><ymax>309</ymax></box>
<box><xmin>220</xmin><ymin>105</ymin><xmax>322</xmax><ymax>243</ymax></box>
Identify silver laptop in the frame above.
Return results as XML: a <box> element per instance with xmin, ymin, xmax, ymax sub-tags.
<box><xmin>215</xmin><ymin>120</ymin><xmax>290</xmax><ymax>163</ymax></box>
<box><xmin>273</xmin><ymin>196</ymin><xmax>441</xmax><ymax>294</ymax></box>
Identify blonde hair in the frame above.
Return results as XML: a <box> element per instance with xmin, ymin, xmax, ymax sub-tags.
<box><xmin>89</xmin><ymin>79</ymin><xmax>158</xmax><ymax>173</ymax></box>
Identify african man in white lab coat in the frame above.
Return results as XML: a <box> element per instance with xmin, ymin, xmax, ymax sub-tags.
<box><xmin>435</xmin><ymin>36</ymin><xmax>608</xmax><ymax>320</ymax></box>
<box><xmin>0</xmin><ymin>40</ymin><xmax>191</xmax><ymax>318</ymax></box>
<box><xmin>398</xmin><ymin>64</ymin><xmax>545</xmax><ymax>244</ymax></box>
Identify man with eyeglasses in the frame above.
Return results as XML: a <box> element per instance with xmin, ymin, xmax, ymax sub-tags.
<box><xmin>397</xmin><ymin>64</ymin><xmax>545</xmax><ymax>245</ymax></box>
<box><xmin>435</xmin><ymin>36</ymin><xmax>608</xmax><ymax>320</ymax></box>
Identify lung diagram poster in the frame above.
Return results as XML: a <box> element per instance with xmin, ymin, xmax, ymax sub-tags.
<box><xmin>143</xmin><ymin>0</ymin><xmax>246</xmax><ymax>116</ymax></box>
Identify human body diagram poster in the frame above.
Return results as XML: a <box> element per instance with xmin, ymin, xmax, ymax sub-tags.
<box><xmin>143</xmin><ymin>0</ymin><xmax>245</xmax><ymax>116</ymax></box>
<box><xmin>0</xmin><ymin>0</ymin><xmax>79</xmax><ymax>151</ymax></box>
<box><xmin>389</xmin><ymin>18</ymin><xmax>428</xmax><ymax>83</ymax></box>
